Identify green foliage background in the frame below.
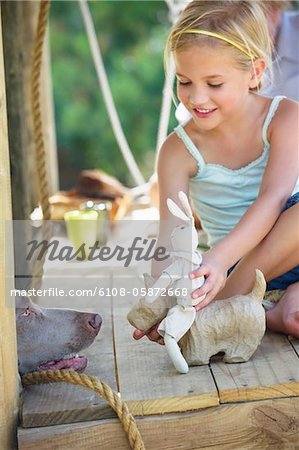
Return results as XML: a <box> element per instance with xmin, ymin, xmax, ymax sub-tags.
<box><xmin>49</xmin><ymin>0</ymin><xmax>175</xmax><ymax>189</ymax></box>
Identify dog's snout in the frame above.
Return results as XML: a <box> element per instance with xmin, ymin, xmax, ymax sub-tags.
<box><xmin>86</xmin><ymin>313</ymin><xmax>102</xmax><ymax>334</ymax></box>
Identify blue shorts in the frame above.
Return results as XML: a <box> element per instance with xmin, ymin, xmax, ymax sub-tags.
<box><xmin>266</xmin><ymin>192</ymin><xmax>299</xmax><ymax>290</ymax></box>
<box><xmin>229</xmin><ymin>192</ymin><xmax>299</xmax><ymax>291</ymax></box>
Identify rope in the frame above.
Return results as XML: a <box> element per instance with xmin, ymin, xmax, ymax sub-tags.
<box><xmin>31</xmin><ymin>0</ymin><xmax>51</xmax><ymax>220</ymax></box>
<box><xmin>155</xmin><ymin>59</ymin><xmax>175</xmax><ymax>154</ymax></box>
<box><xmin>30</xmin><ymin>0</ymin><xmax>52</xmax><ymax>290</ymax></box>
<box><xmin>78</xmin><ymin>0</ymin><xmax>145</xmax><ymax>186</ymax></box>
<box><xmin>22</xmin><ymin>370</ymin><xmax>145</xmax><ymax>450</ymax></box>
<box><xmin>155</xmin><ymin>0</ymin><xmax>187</xmax><ymax>154</ymax></box>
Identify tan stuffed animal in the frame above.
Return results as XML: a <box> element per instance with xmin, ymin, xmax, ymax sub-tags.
<box><xmin>128</xmin><ymin>270</ymin><xmax>266</xmax><ymax>369</ymax></box>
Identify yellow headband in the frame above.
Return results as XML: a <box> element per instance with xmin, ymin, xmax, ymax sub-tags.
<box><xmin>178</xmin><ymin>29</ymin><xmax>257</xmax><ymax>59</ymax></box>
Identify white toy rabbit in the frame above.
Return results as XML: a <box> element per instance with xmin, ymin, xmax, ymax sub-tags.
<box><xmin>144</xmin><ymin>191</ymin><xmax>205</xmax><ymax>373</ymax></box>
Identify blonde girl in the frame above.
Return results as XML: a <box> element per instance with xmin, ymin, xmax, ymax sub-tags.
<box><xmin>134</xmin><ymin>0</ymin><xmax>299</xmax><ymax>342</ymax></box>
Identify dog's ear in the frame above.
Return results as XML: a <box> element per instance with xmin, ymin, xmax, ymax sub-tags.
<box><xmin>15</xmin><ymin>295</ymin><xmax>31</xmax><ymax>309</ymax></box>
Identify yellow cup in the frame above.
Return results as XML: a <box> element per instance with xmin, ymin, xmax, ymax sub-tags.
<box><xmin>64</xmin><ymin>210</ymin><xmax>98</xmax><ymax>259</ymax></box>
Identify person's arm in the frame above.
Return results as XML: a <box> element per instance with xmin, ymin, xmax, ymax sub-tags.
<box><xmin>192</xmin><ymin>98</ymin><xmax>299</xmax><ymax>306</ymax></box>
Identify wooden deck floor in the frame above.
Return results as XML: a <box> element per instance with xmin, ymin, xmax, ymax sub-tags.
<box><xmin>18</xmin><ymin>218</ymin><xmax>299</xmax><ymax>449</ymax></box>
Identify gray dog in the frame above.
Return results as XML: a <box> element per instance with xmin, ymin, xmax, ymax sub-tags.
<box><xmin>16</xmin><ymin>296</ymin><xmax>102</xmax><ymax>374</ymax></box>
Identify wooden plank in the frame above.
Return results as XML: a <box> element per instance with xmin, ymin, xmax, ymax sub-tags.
<box><xmin>112</xmin><ymin>272</ymin><xmax>219</xmax><ymax>415</ymax></box>
<box><xmin>211</xmin><ymin>331</ymin><xmax>299</xmax><ymax>404</ymax></box>
<box><xmin>21</xmin><ymin>272</ymin><xmax>117</xmax><ymax>427</ymax></box>
<box><xmin>0</xmin><ymin>3</ymin><xmax>19</xmax><ymax>449</ymax></box>
<box><xmin>18</xmin><ymin>397</ymin><xmax>299</xmax><ymax>450</ymax></box>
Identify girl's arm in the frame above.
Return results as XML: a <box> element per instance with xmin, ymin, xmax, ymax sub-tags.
<box><xmin>152</xmin><ymin>131</ymin><xmax>198</xmax><ymax>276</ymax></box>
<box><xmin>192</xmin><ymin>98</ymin><xmax>299</xmax><ymax>306</ymax></box>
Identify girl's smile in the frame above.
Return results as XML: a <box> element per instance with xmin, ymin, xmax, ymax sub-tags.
<box><xmin>193</xmin><ymin>107</ymin><xmax>218</xmax><ymax>119</ymax></box>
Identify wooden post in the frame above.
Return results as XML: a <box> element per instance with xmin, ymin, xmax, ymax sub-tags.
<box><xmin>1</xmin><ymin>0</ymin><xmax>38</xmax><ymax>219</ymax></box>
<box><xmin>0</xmin><ymin>3</ymin><xmax>19</xmax><ymax>450</ymax></box>
<box><xmin>1</xmin><ymin>0</ymin><xmax>58</xmax><ymax>221</ymax></box>
<box><xmin>2</xmin><ymin>1</ymin><xmax>58</xmax><ymax>289</ymax></box>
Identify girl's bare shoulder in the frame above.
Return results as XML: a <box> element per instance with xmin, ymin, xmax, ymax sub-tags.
<box><xmin>158</xmin><ymin>128</ymin><xmax>199</xmax><ymax>178</ymax></box>
<box><xmin>268</xmin><ymin>97</ymin><xmax>298</xmax><ymax>138</ymax></box>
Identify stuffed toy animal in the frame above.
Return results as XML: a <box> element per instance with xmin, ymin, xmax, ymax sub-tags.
<box><xmin>128</xmin><ymin>192</ymin><xmax>266</xmax><ymax>374</ymax></box>
<box><xmin>131</xmin><ymin>191</ymin><xmax>206</xmax><ymax>373</ymax></box>
<box><xmin>128</xmin><ymin>270</ymin><xmax>266</xmax><ymax>373</ymax></box>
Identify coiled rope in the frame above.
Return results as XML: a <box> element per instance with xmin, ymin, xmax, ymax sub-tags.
<box><xmin>22</xmin><ymin>370</ymin><xmax>145</xmax><ymax>450</ymax></box>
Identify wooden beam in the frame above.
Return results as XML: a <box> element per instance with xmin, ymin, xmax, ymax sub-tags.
<box><xmin>0</xmin><ymin>3</ymin><xmax>19</xmax><ymax>449</ymax></box>
<box><xmin>1</xmin><ymin>0</ymin><xmax>58</xmax><ymax>218</ymax></box>
<box><xmin>18</xmin><ymin>397</ymin><xmax>299</xmax><ymax>449</ymax></box>
<box><xmin>1</xmin><ymin>1</ymin><xmax>38</xmax><ymax>219</ymax></box>
<box><xmin>1</xmin><ymin>1</ymin><xmax>58</xmax><ymax>289</ymax></box>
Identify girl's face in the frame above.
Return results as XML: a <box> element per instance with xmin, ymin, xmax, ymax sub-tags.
<box><xmin>174</xmin><ymin>44</ymin><xmax>256</xmax><ymax>130</ymax></box>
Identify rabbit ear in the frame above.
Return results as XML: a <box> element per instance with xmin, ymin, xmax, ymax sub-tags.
<box><xmin>178</xmin><ymin>191</ymin><xmax>193</xmax><ymax>219</ymax></box>
<box><xmin>167</xmin><ymin>198</ymin><xmax>189</xmax><ymax>221</ymax></box>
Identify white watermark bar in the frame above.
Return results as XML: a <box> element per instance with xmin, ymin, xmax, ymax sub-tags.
<box><xmin>5</xmin><ymin>218</ymin><xmax>193</xmax><ymax>308</ymax></box>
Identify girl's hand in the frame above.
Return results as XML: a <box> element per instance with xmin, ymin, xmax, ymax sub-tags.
<box><xmin>190</xmin><ymin>252</ymin><xmax>227</xmax><ymax>311</ymax></box>
<box><xmin>133</xmin><ymin>322</ymin><xmax>165</xmax><ymax>345</ymax></box>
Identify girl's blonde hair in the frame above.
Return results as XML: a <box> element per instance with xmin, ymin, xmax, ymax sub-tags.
<box><xmin>165</xmin><ymin>0</ymin><xmax>273</xmax><ymax>91</ymax></box>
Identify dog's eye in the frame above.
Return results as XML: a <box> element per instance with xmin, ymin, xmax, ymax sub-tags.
<box><xmin>21</xmin><ymin>307</ymin><xmax>31</xmax><ymax>317</ymax></box>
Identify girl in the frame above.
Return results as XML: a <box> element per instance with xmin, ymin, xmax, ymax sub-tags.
<box><xmin>134</xmin><ymin>0</ymin><xmax>299</xmax><ymax>342</ymax></box>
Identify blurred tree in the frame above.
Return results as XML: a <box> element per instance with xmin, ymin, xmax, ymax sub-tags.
<box><xmin>49</xmin><ymin>0</ymin><xmax>175</xmax><ymax>189</ymax></box>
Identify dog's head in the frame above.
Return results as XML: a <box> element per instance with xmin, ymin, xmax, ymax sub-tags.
<box><xmin>16</xmin><ymin>297</ymin><xmax>102</xmax><ymax>374</ymax></box>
